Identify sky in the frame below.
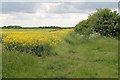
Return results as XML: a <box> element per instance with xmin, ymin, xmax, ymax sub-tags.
<box><xmin>0</xmin><ymin>2</ymin><xmax>119</xmax><ymax>27</ymax></box>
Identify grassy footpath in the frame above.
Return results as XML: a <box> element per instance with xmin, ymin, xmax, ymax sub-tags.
<box><xmin>2</xmin><ymin>31</ymin><xmax>118</xmax><ymax>78</ymax></box>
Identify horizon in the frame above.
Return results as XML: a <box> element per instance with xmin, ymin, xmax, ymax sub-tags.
<box><xmin>0</xmin><ymin>25</ymin><xmax>74</xmax><ymax>27</ymax></box>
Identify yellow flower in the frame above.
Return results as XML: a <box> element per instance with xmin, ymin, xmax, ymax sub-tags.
<box><xmin>2</xmin><ymin>29</ymin><xmax>73</xmax><ymax>48</ymax></box>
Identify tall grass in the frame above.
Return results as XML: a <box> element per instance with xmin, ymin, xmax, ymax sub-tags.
<box><xmin>2</xmin><ymin>31</ymin><xmax>118</xmax><ymax>78</ymax></box>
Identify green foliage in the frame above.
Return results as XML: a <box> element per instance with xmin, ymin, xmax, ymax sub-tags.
<box><xmin>39</xmin><ymin>26</ymin><xmax>62</xmax><ymax>29</ymax></box>
<box><xmin>3</xmin><ymin>42</ymin><xmax>55</xmax><ymax>57</ymax></box>
<box><xmin>2</xmin><ymin>25</ymin><xmax>22</xmax><ymax>29</ymax></box>
<box><xmin>74</xmin><ymin>20</ymin><xmax>91</xmax><ymax>35</ymax></box>
<box><xmin>38</xmin><ymin>26</ymin><xmax>73</xmax><ymax>29</ymax></box>
<box><xmin>74</xmin><ymin>8</ymin><xmax>120</xmax><ymax>38</ymax></box>
<box><xmin>2</xmin><ymin>31</ymin><xmax>118</xmax><ymax>78</ymax></box>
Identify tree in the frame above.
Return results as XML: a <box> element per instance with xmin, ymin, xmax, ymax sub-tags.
<box><xmin>2</xmin><ymin>25</ymin><xmax>22</xmax><ymax>29</ymax></box>
<box><xmin>74</xmin><ymin>8</ymin><xmax>120</xmax><ymax>38</ymax></box>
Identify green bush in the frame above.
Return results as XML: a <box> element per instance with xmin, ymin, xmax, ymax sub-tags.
<box><xmin>74</xmin><ymin>8</ymin><xmax>120</xmax><ymax>38</ymax></box>
<box><xmin>3</xmin><ymin>42</ymin><xmax>55</xmax><ymax>56</ymax></box>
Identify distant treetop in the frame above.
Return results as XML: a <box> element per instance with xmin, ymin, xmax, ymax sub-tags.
<box><xmin>2</xmin><ymin>25</ymin><xmax>22</xmax><ymax>29</ymax></box>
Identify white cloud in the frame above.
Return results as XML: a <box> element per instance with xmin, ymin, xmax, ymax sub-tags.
<box><xmin>1</xmin><ymin>2</ymin><xmax>118</xmax><ymax>27</ymax></box>
<box><xmin>0</xmin><ymin>14</ymin><xmax>15</xmax><ymax>25</ymax></box>
<box><xmin>0</xmin><ymin>2</ymin><xmax>90</xmax><ymax>27</ymax></box>
<box><xmin>0</xmin><ymin>12</ymin><xmax>88</xmax><ymax>27</ymax></box>
<box><xmin>112</xmin><ymin>9</ymin><xmax>119</xmax><ymax>13</ymax></box>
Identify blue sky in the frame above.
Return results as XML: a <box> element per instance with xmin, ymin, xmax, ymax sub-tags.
<box><xmin>0</xmin><ymin>2</ymin><xmax>119</xmax><ymax>27</ymax></box>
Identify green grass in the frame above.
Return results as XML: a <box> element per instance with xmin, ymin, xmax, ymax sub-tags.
<box><xmin>0</xmin><ymin>44</ymin><xmax>2</xmax><ymax>79</ymax></box>
<box><xmin>2</xmin><ymin>31</ymin><xmax>118</xmax><ymax>78</ymax></box>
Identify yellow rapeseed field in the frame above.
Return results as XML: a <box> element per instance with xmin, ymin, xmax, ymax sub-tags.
<box><xmin>1</xmin><ymin>29</ymin><xmax>72</xmax><ymax>51</ymax></box>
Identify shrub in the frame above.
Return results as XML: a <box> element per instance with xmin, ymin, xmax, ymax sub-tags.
<box><xmin>74</xmin><ymin>8</ymin><xmax>120</xmax><ymax>38</ymax></box>
<box><xmin>3</xmin><ymin>42</ymin><xmax>55</xmax><ymax>57</ymax></box>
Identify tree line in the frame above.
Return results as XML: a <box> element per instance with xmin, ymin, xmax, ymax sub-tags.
<box><xmin>2</xmin><ymin>25</ymin><xmax>73</xmax><ymax>29</ymax></box>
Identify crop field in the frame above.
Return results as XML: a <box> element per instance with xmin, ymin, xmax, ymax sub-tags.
<box><xmin>2</xmin><ymin>29</ymin><xmax>72</xmax><ymax>46</ymax></box>
<box><xmin>1</xmin><ymin>29</ymin><xmax>118</xmax><ymax>78</ymax></box>
<box><xmin>1</xmin><ymin>29</ymin><xmax>72</xmax><ymax>56</ymax></box>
